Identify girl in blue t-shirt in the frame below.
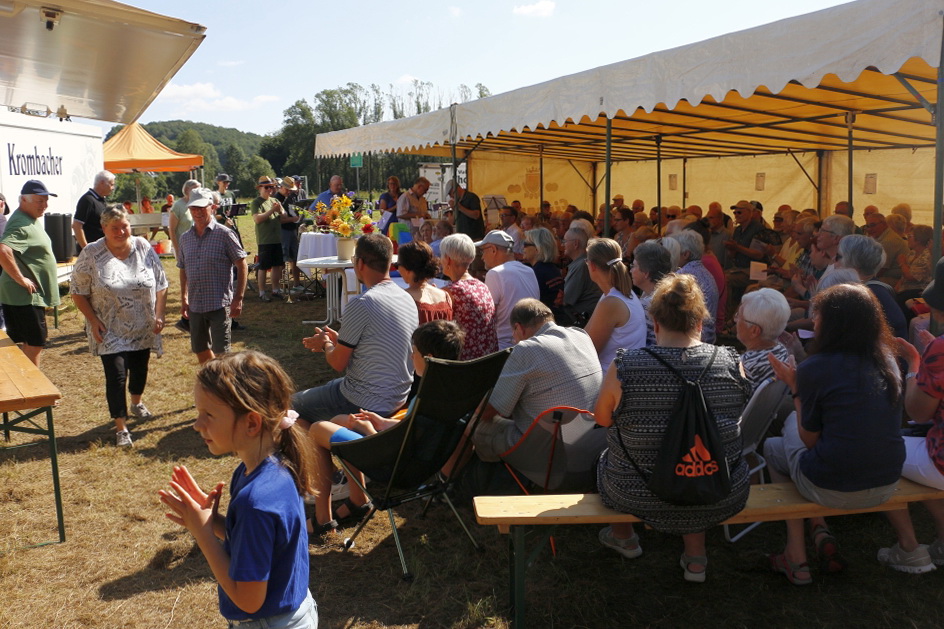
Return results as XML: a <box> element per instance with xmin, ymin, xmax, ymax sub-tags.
<box><xmin>159</xmin><ymin>351</ymin><xmax>318</xmax><ymax>628</ymax></box>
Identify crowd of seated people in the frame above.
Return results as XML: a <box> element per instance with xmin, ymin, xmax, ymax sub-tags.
<box><xmin>288</xmin><ymin>191</ymin><xmax>944</xmax><ymax>586</ymax></box>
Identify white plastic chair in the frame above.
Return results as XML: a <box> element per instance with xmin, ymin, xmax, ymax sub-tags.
<box><xmin>724</xmin><ymin>377</ymin><xmax>790</xmax><ymax>542</ymax></box>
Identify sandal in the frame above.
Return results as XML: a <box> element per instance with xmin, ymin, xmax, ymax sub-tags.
<box><xmin>769</xmin><ymin>552</ymin><xmax>812</xmax><ymax>585</ymax></box>
<box><xmin>811</xmin><ymin>524</ymin><xmax>847</xmax><ymax>573</ymax></box>
<box><xmin>335</xmin><ymin>499</ymin><xmax>372</xmax><ymax>526</ymax></box>
<box><xmin>679</xmin><ymin>553</ymin><xmax>707</xmax><ymax>583</ymax></box>
<box><xmin>307</xmin><ymin>518</ymin><xmax>338</xmax><ymax>543</ymax></box>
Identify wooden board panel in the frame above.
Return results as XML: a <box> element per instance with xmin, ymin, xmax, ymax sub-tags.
<box><xmin>0</xmin><ymin>331</ymin><xmax>61</xmax><ymax>412</ymax></box>
<box><xmin>474</xmin><ymin>479</ymin><xmax>944</xmax><ymax>534</ymax></box>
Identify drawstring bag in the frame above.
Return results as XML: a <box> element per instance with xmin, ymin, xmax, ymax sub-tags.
<box><xmin>617</xmin><ymin>346</ymin><xmax>732</xmax><ymax>506</ymax></box>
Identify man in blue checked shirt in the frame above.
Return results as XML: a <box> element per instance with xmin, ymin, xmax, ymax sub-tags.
<box><xmin>177</xmin><ymin>188</ymin><xmax>248</xmax><ymax>364</ymax></box>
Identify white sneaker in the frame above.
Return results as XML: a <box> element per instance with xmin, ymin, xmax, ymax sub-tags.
<box><xmin>877</xmin><ymin>543</ymin><xmax>936</xmax><ymax>574</ymax></box>
<box><xmin>116</xmin><ymin>430</ymin><xmax>133</xmax><ymax>447</ymax></box>
<box><xmin>130</xmin><ymin>403</ymin><xmax>152</xmax><ymax>420</ymax></box>
<box><xmin>598</xmin><ymin>526</ymin><xmax>642</xmax><ymax>559</ymax></box>
<box><xmin>330</xmin><ymin>470</ymin><xmax>350</xmax><ymax>501</ymax></box>
<box><xmin>929</xmin><ymin>539</ymin><xmax>944</xmax><ymax>565</ymax></box>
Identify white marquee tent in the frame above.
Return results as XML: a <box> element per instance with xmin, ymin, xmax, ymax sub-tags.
<box><xmin>314</xmin><ymin>0</ymin><xmax>944</xmax><ymax>231</ymax></box>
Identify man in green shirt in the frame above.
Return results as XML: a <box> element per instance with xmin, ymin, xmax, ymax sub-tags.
<box><xmin>0</xmin><ymin>180</ymin><xmax>60</xmax><ymax>366</ymax></box>
<box><xmin>250</xmin><ymin>175</ymin><xmax>285</xmax><ymax>302</ymax></box>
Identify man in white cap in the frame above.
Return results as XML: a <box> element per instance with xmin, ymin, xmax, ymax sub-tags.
<box><xmin>0</xmin><ymin>180</ymin><xmax>60</xmax><ymax>365</ymax></box>
<box><xmin>476</xmin><ymin>229</ymin><xmax>539</xmax><ymax>349</ymax></box>
<box><xmin>177</xmin><ymin>188</ymin><xmax>247</xmax><ymax>364</ymax></box>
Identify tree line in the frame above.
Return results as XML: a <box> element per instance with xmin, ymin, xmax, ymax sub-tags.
<box><xmin>107</xmin><ymin>80</ymin><xmax>490</xmax><ymax>205</ymax></box>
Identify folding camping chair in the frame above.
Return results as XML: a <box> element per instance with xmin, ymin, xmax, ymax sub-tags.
<box><xmin>723</xmin><ymin>377</ymin><xmax>790</xmax><ymax>542</ymax></box>
<box><xmin>331</xmin><ymin>348</ymin><xmax>511</xmax><ymax>580</ymax></box>
<box><xmin>499</xmin><ymin>405</ymin><xmax>606</xmax><ymax>556</ymax></box>
<box><xmin>500</xmin><ymin>406</ymin><xmax>606</xmax><ymax>494</ymax></box>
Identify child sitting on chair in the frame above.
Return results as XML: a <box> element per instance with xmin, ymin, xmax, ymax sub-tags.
<box><xmin>307</xmin><ymin>320</ymin><xmax>465</xmax><ymax>539</ymax></box>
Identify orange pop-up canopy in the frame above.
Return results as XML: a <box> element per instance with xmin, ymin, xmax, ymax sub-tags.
<box><xmin>103</xmin><ymin>122</ymin><xmax>203</xmax><ymax>173</ymax></box>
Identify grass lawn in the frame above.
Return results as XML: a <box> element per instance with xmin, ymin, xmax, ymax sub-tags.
<box><xmin>2</xmin><ymin>216</ymin><xmax>944</xmax><ymax>628</ymax></box>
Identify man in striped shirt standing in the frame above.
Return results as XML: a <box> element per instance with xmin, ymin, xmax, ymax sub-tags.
<box><xmin>293</xmin><ymin>233</ymin><xmax>418</xmax><ymax>424</ymax></box>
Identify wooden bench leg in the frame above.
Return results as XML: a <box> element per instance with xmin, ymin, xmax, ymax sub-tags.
<box><xmin>510</xmin><ymin>526</ymin><xmax>527</xmax><ymax>628</ymax></box>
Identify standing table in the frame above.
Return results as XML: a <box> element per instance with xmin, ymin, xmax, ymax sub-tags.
<box><xmin>295</xmin><ymin>257</ymin><xmax>357</xmax><ymax>326</ymax></box>
<box><xmin>0</xmin><ymin>331</ymin><xmax>65</xmax><ymax>545</ymax></box>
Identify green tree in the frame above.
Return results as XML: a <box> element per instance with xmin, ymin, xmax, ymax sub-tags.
<box><xmin>223</xmin><ymin>144</ymin><xmax>251</xmax><ymax>199</ymax></box>
<box><xmin>246</xmin><ymin>154</ymin><xmax>274</xmax><ymax>189</ymax></box>
<box><xmin>113</xmin><ymin>172</ymin><xmax>158</xmax><ymax>206</ymax></box>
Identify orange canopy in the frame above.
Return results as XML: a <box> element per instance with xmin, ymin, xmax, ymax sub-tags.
<box><xmin>103</xmin><ymin>122</ymin><xmax>204</xmax><ymax>173</ymax></box>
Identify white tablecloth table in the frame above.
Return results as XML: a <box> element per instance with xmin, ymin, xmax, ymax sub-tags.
<box><xmin>295</xmin><ymin>256</ymin><xmax>357</xmax><ymax>326</ymax></box>
<box><xmin>298</xmin><ymin>232</ymin><xmax>338</xmax><ymax>260</ymax></box>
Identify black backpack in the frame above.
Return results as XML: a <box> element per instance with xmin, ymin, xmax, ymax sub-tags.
<box><xmin>616</xmin><ymin>346</ymin><xmax>732</xmax><ymax>506</ymax></box>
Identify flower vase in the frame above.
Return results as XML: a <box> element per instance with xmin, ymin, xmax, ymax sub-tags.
<box><xmin>336</xmin><ymin>236</ymin><xmax>356</xmax><ymax>261</ymax></box>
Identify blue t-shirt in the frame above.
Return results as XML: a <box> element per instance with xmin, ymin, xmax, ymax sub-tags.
<box><xmin>797</xmin><ymin>352</ymin><xmax>904</xmax><ymax>491</ymax></box>
<box><xmin>221</xmin><ymin>457</ymin><xmax>310</xmax><ymax>621</ymax></box>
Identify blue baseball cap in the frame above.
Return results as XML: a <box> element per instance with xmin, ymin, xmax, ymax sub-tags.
<box><xmin>20</xmin><ymin>180</ymin><xmax>57</xmax><ymax>196</ymax></box>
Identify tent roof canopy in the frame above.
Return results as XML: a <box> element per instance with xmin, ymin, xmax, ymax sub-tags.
<box><xmin>104</xmin><ymin>122</ymin><xmax>203</xmax><ymax>173</ymax></box>
<box><xmin>0</xmin><ymin>0</ymin><xmax>205</xmax><ymax>124</ymax></box>
<box><xmin>315</xmin><ymin>0</ymin><xmax>942</xmax><ymax>163</ymax></box>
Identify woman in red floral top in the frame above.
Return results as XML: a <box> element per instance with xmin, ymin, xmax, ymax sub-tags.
<box><xmin>440</xmin><ymin>233</ymin><xmax>499</xmax><ymax>360</ymax></box>
<box><xmin>882</xmin><ymin>259</ymin><xmax>944</xmax><ymax>572</ymax></box>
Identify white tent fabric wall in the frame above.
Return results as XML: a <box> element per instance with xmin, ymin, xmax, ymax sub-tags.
<box><xmin>605</xmin><ymin>153</ymin><xmax>820</xmax><ymax>215</ymax></box>
<box><xmin>826</xmin><ymin>148</ymin><xmax>937</xmax><ymax>225</ymax></box>
<box><xmin>469</xmin><ymin>153</ymin><xmax>594</xmax><ymax>219</ymax></box>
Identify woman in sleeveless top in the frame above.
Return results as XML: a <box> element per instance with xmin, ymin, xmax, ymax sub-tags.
<box><xmin>397</xmin><ymin>240</ymin><xmax>452</xmax><ymax>324</ymax></box>
<box><xmin>584</xmin><ymin>238</ymin><xmax>646</xmax><ymax>373</ymax></box>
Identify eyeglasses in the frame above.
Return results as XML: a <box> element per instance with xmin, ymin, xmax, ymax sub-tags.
<box><xmin>819</xmin><ymin>228</ymin><xmax>838</xmax><ymax>236</ymax></box>
<box><xmin>734</xmin><ymin>308</ymin><xmax>762</xmax><ymax>329</ymax></box>
<box><xmin>523</xmin><ymin>242</ymin><xmax>536</xmax><ymax>248</ymax></box>
<box><xmin>773</xmin><ymin>217</ymin><xmax>784</xmax><ymax>222</ymax></box>
<box><xmin>263</xmin><ymin>185</ymin><xmax>275</xmax><ymax>190</ymax></box>
<box><xmin>733</xmin><ymin>210</ymin><xmax>747</xmax><ymax>215</ymax></box>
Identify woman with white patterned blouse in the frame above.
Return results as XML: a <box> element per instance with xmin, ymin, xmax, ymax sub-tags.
<box><xmin>71</xmin><ymin>205</ymin><xmax>168</xmax><ymax>447</ymax></box>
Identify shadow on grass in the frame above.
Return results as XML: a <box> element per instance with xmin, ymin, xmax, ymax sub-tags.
<box><xmin>98</xmin><ymin>540</ymin><xmax>214</xmax><ymax>601</ymax></box>
<box><xmin>0</xmin><ymin>411</ymin><xmax>207</xmax><ymax>464</ymax></box>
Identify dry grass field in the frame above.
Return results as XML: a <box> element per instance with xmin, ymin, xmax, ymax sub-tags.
<box><xmin>2</xmin><ymin>217</ymin><xmax>944</xmax><ymax>628</ymax></box>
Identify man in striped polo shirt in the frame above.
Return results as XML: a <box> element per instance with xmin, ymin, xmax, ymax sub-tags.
<box><xmin>293</xmin><ymin>233</ymin><xmax>418</xmax><ymax>424</ymax></box>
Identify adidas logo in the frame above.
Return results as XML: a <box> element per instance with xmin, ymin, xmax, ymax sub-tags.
<box><xmin>674</xmin><ymin>434</ymin><xmax>720</xmax><ymax>478</ymax></box>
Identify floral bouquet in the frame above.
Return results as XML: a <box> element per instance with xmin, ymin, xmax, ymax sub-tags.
<box><xmin>314</xmin><ymin>192</ymin><xmax>376</xmax><ymax>238</ymax></box>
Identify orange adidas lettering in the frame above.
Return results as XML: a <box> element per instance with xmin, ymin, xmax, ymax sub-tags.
<box><xmin>674</xmin><ymin>435</ymin><xmax>720</xmax><ymax>478</ymax></box>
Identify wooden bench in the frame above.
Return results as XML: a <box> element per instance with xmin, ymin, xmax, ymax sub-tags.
<box><xmin>474</xmin><ymin>479</ymin><xmax>944</xmax><ymax>628</ymax></box>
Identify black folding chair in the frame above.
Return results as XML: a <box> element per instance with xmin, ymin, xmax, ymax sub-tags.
<box><xmin>331</xmin><ymin>348</ymin><xmax>511</xmax><ymax>580</ymax></box>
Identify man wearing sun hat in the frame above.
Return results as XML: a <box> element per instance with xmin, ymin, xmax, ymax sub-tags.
<box><xmin>0</xmin><ymin>180</ymin><xmax>60</xmax><ymax>366</ymax></box>
<box><xmin>250</xmin><ymin>175</ymin><xmax>285</xmax><ymax>302</ymax></box>
<box><xmin>177</xmin><ymin>187</ymin><xmax>247</xmax><ymax>364</ymax></box>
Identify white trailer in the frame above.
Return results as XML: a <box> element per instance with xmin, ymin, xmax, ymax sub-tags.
<box><xmin>0</xmin><ymin>108</ymin><xmax>103</xmax><ymax>217</ymax></box>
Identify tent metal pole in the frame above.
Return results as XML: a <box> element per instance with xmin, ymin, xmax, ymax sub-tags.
<box><xmin>450</xmin><ymin>104</ymin><xmax>458</xmax><ymax>222</ymax></box>
<box><xmin>656</xmin><ymin>136</ymin><xmax>663</xmax><ymax>233</ymax></box>
<box><xmin>845</xmin><ymin>112</ymin><xmax>856</xmax><ymax>217</ymax></box>
<box><xmin>933</xmin><ymin>19</ymin><xmax>944</xmax><ymax>283</ymax></box>
<box><xmin>539</xmin><ymin>145</ymin><xmax>544</xmax><ymax>216</ymax></box>
<box><xmin>682</xmin><ymin>157</ymin><xmax>687</xmax><ymax>208</ymax></box>
<box><xmin>603</xmin><ymin>118</ymin><xmax>612</xmax><ymax>235</ymax></box>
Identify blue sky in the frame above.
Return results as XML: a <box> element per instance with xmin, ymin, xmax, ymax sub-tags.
<box><xmin>101</xmin><ymin>0</ymin><xmax>852</xmax><ymax>136</ymax></box>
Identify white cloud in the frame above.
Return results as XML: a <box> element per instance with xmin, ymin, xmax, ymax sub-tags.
<box><xmin>217</xmin><ymin>60</ymin><xmax>244</xmax><ymax>67</ymax></box>
<box><xmin>513</xmin><ymin>0</ymin><xmax>555</xmax><ymax>17</ymax></box>
<box><xmin>395</xmin><ymin>74</ymin><xmax>422</xmax><ymax>85</ymax></box>
<box><xmin>448</xmin><ymin>6</ymin><xmax>462</xmax><ymax>17</ymax></box>
<box><xmin>155</xmin><ymin>82</ymin><xmax>277</xmax><ymax>114</ymax></box>
<box><xmin>160</xmin><ymin>82</ymin><xmax>222</xmax><ymax>100</ymax></box>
